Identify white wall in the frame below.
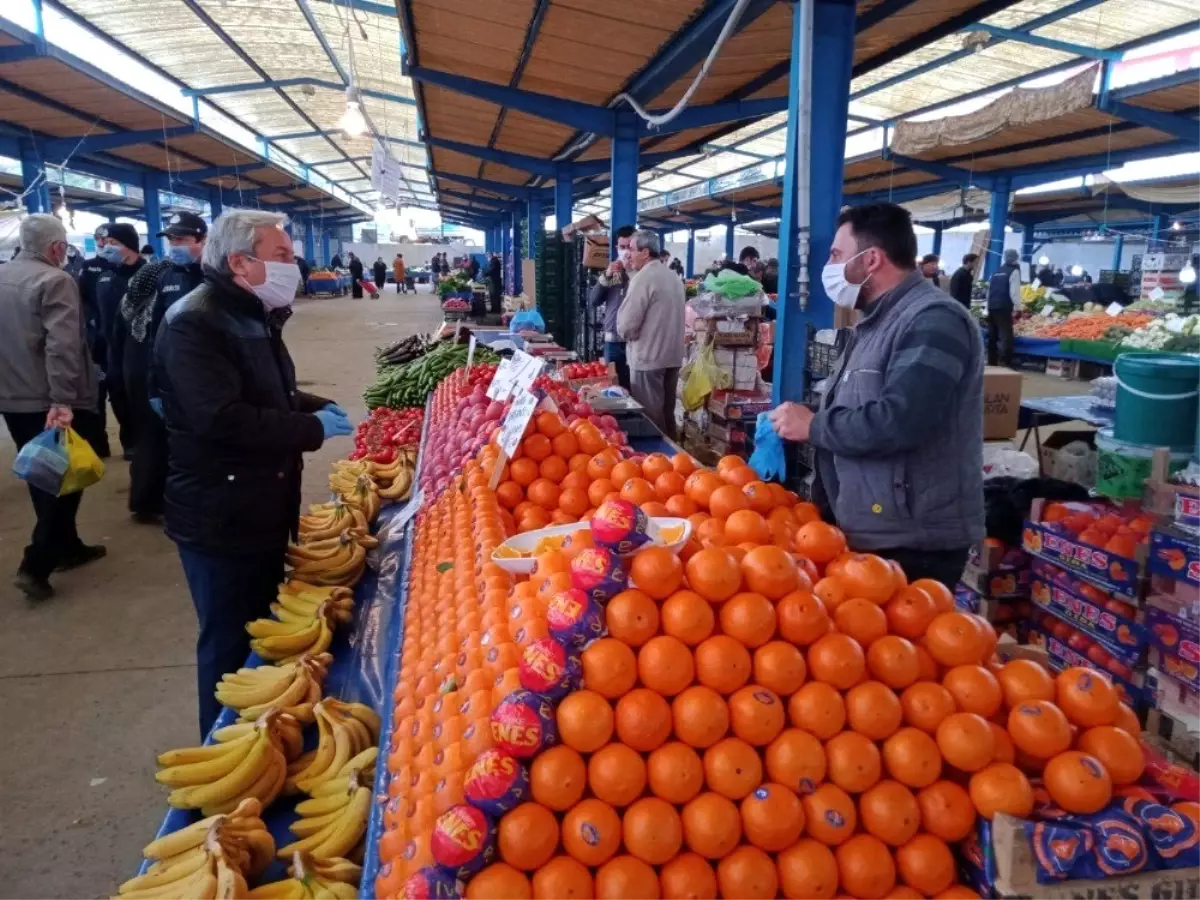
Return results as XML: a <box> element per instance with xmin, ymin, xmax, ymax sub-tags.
<box><xmin>343</xmin><ymin>240</ymin><xmax>483</xmax><ymax>269</ymax></box>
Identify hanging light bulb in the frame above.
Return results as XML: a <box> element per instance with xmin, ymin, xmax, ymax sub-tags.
<box><xmin>1070</xmin><ymin>264</ymin><xmax>1083</xmax><ymax>276</ymax></box>
<box><xmin>1171</xmin><ymin>220</ymin><xmax>1183</xmax><ymax>231</ymax></box>
<box><xmin>1180</xmin><ymin>262</ymin><xmax>1197</xmax><ymax>285</ymax></box>
<box><xmin>338</xmin><ymin>87</ymin><xmax>367</xmax><ymax>137</ymax></box>
<box><xmin>1038</xmin><ymin>255</ymin><xmax>1050</xmax><ymax>266</ymax></box>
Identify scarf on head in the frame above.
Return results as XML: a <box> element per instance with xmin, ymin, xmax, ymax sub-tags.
<box><xmin>120</xmin><ymin>258</ymin><xmax>173</xmax><ymax>343</ymax></box>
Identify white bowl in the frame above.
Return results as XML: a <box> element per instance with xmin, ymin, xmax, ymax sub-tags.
<box><xmin>491</xmin><ymin>517</ymin><xmax>692</xmax><ymax>575</ymax></box>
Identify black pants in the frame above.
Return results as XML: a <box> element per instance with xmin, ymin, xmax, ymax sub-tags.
<box><xmin>106</xmin><ymin>373</ymin><xmax>136</xmax><ymax>452</ymax></box>
<box><xmin>878</xmin><ymin>546</ymin><xmax>970</xmax><ymax>593</ymax></box>
<box><xmin>129</xmin><ymin>402</ymin><xmax>168</xmax><ymax>517</ymax></box>
<box><xmin>3</xmin><ymin>409</ymin><xmax>104</xmax><ymax>580</ymax></box>
<box><xmin>93</xmin><ymin>376</ymin><xmax>112</xmax><ymax>457</ymax></box>
<box><xmin>604</xmin><ymin>341</ymin><xmax>632</xmax><ymax>392</ymax></box>
<box><xmin>176</xmin><ymin>543</ymin><xmax>282</xmax><ymax>737</ymax></box>
<box><xmin>351</xmin><ymin>280</ymin><xmax>363</xmax><ymax>299</ymax></box>
<box><xmin>987</xmin><ymin>309</ymin><xmax>1014</xmax><ymax>367</ymax></box>
<box><xmin>489</xmin><ymin>278</ymin><xmax>502</xmax><ymax>314</ymax></box>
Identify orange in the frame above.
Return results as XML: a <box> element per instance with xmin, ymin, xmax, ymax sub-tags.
<box><xmin>807</xmin><ymin>632</ymin><xmax>866</xmax><ymax>690</ymax></box>
<box><xmin>587</xmin><ymin>478</ymin><xmax>615</xmax><ymax>508</ymax></box>
<box><xmin>882</xmin><ymin>728</ymin><xmax>943</xmax><ymax>788</ymax></box>
<box><xmin>587</xmin><ymin>453</ymin><xmax>618</xmax><ymax>482</ymax></box>
<box><xmin>995</xmin><ymin>659</ymin><xmax>1055</xmax><ymax>707</ymax></box>
<box><xmin>924</xmin><ymin>612</ymin><xmax>988</xmax><ymax>667</ymax></box>
<box><xmin>795</xmin><ymin>521</ymin><xmax>847</xmax><ymax>565</ymax></box>
<box><xmin>835</xmin><ymin>597</ymin><xmax>889</xmax><ymax>646</ymax></box>
<box><xmin>653</xmin><ymin>470</ymin><xmax>686</xmax><ymax>500</ymax></box>
<box><xmin>561</xmin><ymin>799</ymin><xmax>621</xmax><ymax>867</ymax></box>
<box><xmin>664</xmin><ymin>493</ymin><xmax>699</xmax><ymax>517</ymax></box>
<box><xmin>684</xmin><ymin>471</ymin><xmax>723</xmax><ymax>509</ymax></box>
<box><xmin>609</xmin><ymin>460</ymin><xmax>642</xmax><ymax>490</ymax></box>
<box><xmin>801</xmin><ymin>783</ymin><xmax>857</xmax><ymax>846</ymax></box>
<box><xmin>826</xmin><ymin>730</ymin><xmax>882</xmax><ymax>793</ymax></box>
<box><xmin>672</xmin><ymin>685</ymin><xmax>730</xmax><ymax>749</ymax></box>
<box><xmin>916</xmin><ymin>780</ymin><xmax>976</xmax><ymax>842</ymax></box>
<box><xmin>498</xmin><ymin>802</ymin><xmax>559</xmax><ymax>870</ymax></box>
<box><xmin>753</xmin><ymin>641</ymin><xmax>807</xmax><ymax>696</ymax></box>
<box><xmin>509</xmin><ymin>457</ymin><xmax>540</xmax><ymax>487</ymax></box>
<box><xmin>934</xmin><ymin>888</ymin><xmax>983</xmax><ymax>900</ymax></box>
<box><xmin>532</xmin><ymin>855</ymin><xmax>593</xmax><ymax>899</ymax></box>
<box><xmin>1113</xmin><ymin>701</ymin><xmax>1141</xmax><ymax>736</ymax></box>
<box><xmin>845</xmin><ymin>680</ymin><xmax>903</xmax><ymax>741</ymax></box>
<box><xmin>646</xmin><ymin>742</ymin><xmax>705</xmax><ymax>805</ymax></box>
<box><xmin>620</xmin><ymin>477</ymin><xmax>657</xmax><ymax>507</ymax></box>
<box><xmin>587</xmin><ymin>742</ymin><xmax>647</xmax><ymax>807</ymax></box>
<box><xmin>788</xmin><ymin>681</ymin><xmax>846</xmax><ymax>740</ymax></box>
<box><xmin>1043</xmin><ymin>750</ymin><xmax>1113</xmax><ymax>813</ymax></box>
<box><xmin>539</xmin><ymin>455</ymin><xmax>568</xmax><ymax>484</ymax></box>
<box><xmin>721</xmin><ymin>465</ymin><xmax>758</xmax><ymax>489</ymax></box>
<box><xmin>530</xmin><ymin>745</ymin><xmax>586</xmax><ymax>811</ymax></box>
<box><xmin>523</xmin><ymin>434</ymin><xmax>553</xmax><ymax>462</ymax></box>
<box><xmin>629</xmin><ymin>545</ymin><xmax>683</xmax><ymax>600</ymax></box>
<box><xmin>581</xmin><ymin>639</ymin><xmax>637</xmax><ymax>699</ymax></box>
<box><xmin>466</xmin><ymin>862</ymin><xmax>530</xmax><ymax>899</ymax></box>
<box><xmin>765</xmin><ymin>730</ymin><xmax>826</xmax><ymax>796</ymax></box>
<box><xmin>739</xmin><ymin>545</ymin><xmax>799</xmax><ymax>599</ymax></box>
<box><xmin>861</xmin><ymin>780</ymin><xmax>921</xmax><ymax>846</ymax></box>
<box><xmin>777</xmin><ymin>839</ymin><xmax>839</xmax><ymax>899</ymax></box>
<box><xmin>709</xmin><ymin>484</ymin><xmax>750</xmax><ymax>520</ymax></box>
<box><xmin>622</xmin><ymin>797</ymin><xmax>684</xmax><ymax>866</ymax></box>
<box><xmin>812</xmin><ymin>576</ymin><xmax>848</xmax><ymax>614</ymax></box>
<box><xmin>885</xmin><ymin>586</ymin><xmax>938</xmax><ymax>640</ymax></box>
<box><xmin>968</xmin><ymin>762</ymin><xmax>1034</xmax><ymax>819</ymax></box>
<box><xmin>739</xmin><ymin>782</ymin><xmax>805</xmax><ymax>852</ymax></box>
<box><xmin>527</xmin><ymin>478</ymin><xmax>562</xmax><ymax>511</ymax></box>
<box><xmin>638</xmin><ymin>635</ymin><xmax>695</xmax><ymax>697</ymax></box>
<box><xmin>989</xmin><ymin>722</ymin><xmax>1015</xmax><ymax>764</ymax></box>
<box><xmin>900</xmin><ymin>682</ymin><xmax>956</xmax><ymax>733</ymax></box>
<box><xmin>728</xmin><ymin>685</ymin><xmax>786</xmax><ymax>746</ymax></box>
<box><xmin>557</xmin><ymin>486</ymin><xmax>590</xmax><ymax>518</ymax></box>
<box><xmin>536</xmin><ymin>412</ymin><xmax>565</xmax><ymax>438</ymax></box>
<box><xmin>1056</xmin><ymin>667</ymin><xmax>1118</xmax><ymax>727</ymax></box>
<box><xmin>936</xmin><ymin>712</ymin><xmax>995</xmax><ymax>772</ymax></box>
<box><xmin>614</xmin><ymin>688</ymin><xmax>672</xmax><ymax>752</ymax></box>
<box><xmin>716</xmin><ymin>454</ymin><xmax>744</xmax><ymax>474</ymax></box>
<box><xmin>639</xmin><ymin>452</ymin><xmax>671</xmax><ymax>482</ymax></box>
<box><xmin>942</xmin><ymin>665</ymin><xmax>1002</xmax><ymax>717</ymax></box>
<box><xmin>742</xmin><ymin>480</ymin><xmax>775</xmax><ymax>513</ymax></box>
<box><xmin>722</xmin><ymin>509</ymin><xmax>768</xmax><ymax>546</ymax></box>
<box><xmin>567</xmin><ymin>452</ymin><xmax>591</xmax><ymax>474</ymax></box>
<box><xmin>703</xmin><ymin>736</ymin><xmax>763</xmax><ymax>799</ymax></box>
<box><xmin>557</xmin><ymin>690</ymin><xmax>614</xmax><ymax>753</ymax></box>
<box><xmin>594</xmin><ymin>856</ymin><xmax>658</xmax><ymax>899</ymax></box>
<box><xmin>719</xmin><ymin>592</ymin><xmax>776</xmax><ymax>648</ymax></box>
<box><xmin>693</xmin><ymin>635</ymin><xmax>752</xmax><ymax>695</ymax></box>
<box><xmin>867</xmin><ymin>635</ymin><xmax>920</xmax><ymax>690</ymax></box>
<box><xmin>911</xmin><ymin>578</ymin><xmax>955</xmax><ymax>612</ymax></box>
<box><xmin>552</xmin><ymin>431</ymin><xmax>579</xmax><ymax>459</ymax></box>
<box><xmin>1006</xmin><ymin>700</ymin><xmax>1072</xmax><ymax>759</ymax></box>
<box><xmin>695</xmin><ymin>518</ymin><xmax>727</xmax><ymax>548</ymax></box>
<box><xmin>659</xmin><ymin>852</ymin><xmax>716</xmax><ymax>900</ymax></box>
<box><xmin>836</xmin><ymin>553</ymin><xmax>897</xmax><ymax>604</ymax></box>
<box><xmin>660</xmin><ymin>590</ymin><xmax>715</xmax><ymax>646</ymax></box>
<box><xmin>837</xmin><ymin>834</ymin><xmax>897</xmax><ymax>899</ymax></box>
<box><xmin>671</xmin><ymin>452</ymin><xmax>697</xmax><ymax>476</ymax></box>
<box><xmin>894</xmin><ymin>834</ymin><xmax>956</xmax><ymax>897</ymax></box>
<box><xmin>561</xmin><ymin>528</ymin><xmax>595</xmax><ymax>560</ymax></box>
<box><xmin>684</xmin><ymin>547</ymin><xmax>742</xmax><ymax>602</ymax></box>
<box><xmin>681</xmin><ymin>792</ymin><xmax>742</xmax><ymax>859</ymax></box>
<box><xmin>915</xmin><ymin>645</ymin><xmax>940</xmax><ymax>681</ymax></box>
<box><xmin>496</xmin><ymin>481</ymin><xmax>525</xmax><ymax>510</ymax></box>
<box><xmin>1076</xmin><ymin>725</ymin><xmax>1144</xmax><ymax>785</ymax></box>
<box><xmin>776</xmin><ymin>590</ymin><xmax>831</xmax><ymax>646</ymax></box>
<box><xmin>717</xmin><ymin>844</ymin><xmax>778</xmax><ymax>900</ymax></box>
<box><xmin>604</xmin><ymin>589</ymin><xmax>659</xmax><ymax>648</ymax></box>
<box><xmin>790</xmin><ymin>500</ymin><xmax>821</xmax><ymax>524</ymax></box>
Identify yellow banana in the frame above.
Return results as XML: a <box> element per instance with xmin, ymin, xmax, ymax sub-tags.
<box><xmin>155</xmin><ymin>733</ymin><xmax>259</xmax><ymax>788</ymax></box>
<box><xmin>118</xmin><ymin>844</ymin><xmax>210</xmax><ymax>894</ymax></box>
<box><xmin>311</xmin><ymin>785</ymin><xmax>371</xmax><ymax>860</ymax></box>
<box><xmin>168</xmin><ymin>731</ymin><xmax>273</xmax><ymax>810</ymax></box>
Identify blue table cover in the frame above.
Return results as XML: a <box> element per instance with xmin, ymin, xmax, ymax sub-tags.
<box><xmin>1018</xmin><ymin>394</ymin><xmax>1115</xmax><ymax>430</ymax></box>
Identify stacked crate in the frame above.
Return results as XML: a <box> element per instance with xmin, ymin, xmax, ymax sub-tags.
<box><xmin>536</xmin><ymin>233</ymin><xmax>571</xmax><ymax>348</ymax></box>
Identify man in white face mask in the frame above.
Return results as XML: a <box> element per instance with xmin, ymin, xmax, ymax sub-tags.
<box><xmin>769</xmin><ymin>203</ymin><xmax>985</xmax><ymax>590</ymax></box>
<box><xmin>151</xmin><ymin>209</ymin><xmax>353</xmax><ymax>735</ymax></box>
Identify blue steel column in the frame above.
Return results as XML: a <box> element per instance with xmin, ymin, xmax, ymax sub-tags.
<box><xmin>143</xmin><ymin>173</ymin><xmax>164</xmax><ymax>255</ymax></box>
<box><xmin>609</xmin><ymin>110</ymin><xmax>639</xmax><ymax>255</ymax></box>
<box><xmin>19</xmin><ymin>141</ymin><xmax>50</xmax><ymax>214</ymax></box>
<box><xmin>725</xmin><ymin>222</ymin><xmax>735</xmax><ymax>261</ymax></box>
<box><xmin>685</xmin><ymin>230</ymin><xmax>695</xmax><ymax>278</ymax></box>
<box><xmin>208</xmin><ymin>188</ymin><xmax>223</xmax><ymax>220</ymax></box>
<box><xmin>555</xmin><ymin>165</ymin><xmax>574</xmax><ymax>233</ymax></box>
<box><xmin>321</xmin><ymin>231</ymin><xmax>331</xmax><ymax>266</ymax></box>
<box><xmin>527</xmin><ymin>195</ymin><xmax>543</xmax><ymax>267</ymax></box>
<box><xmin>304</xmin><ymin>218</ymin><xmax>316</xmax><ymax>263</ymax></box>
<box><xmin>983</xmin><ymin>178</ymin><xmax>1010</xmax><ymax>280</ymax></box>
<box><xmin>511</xmin><ymin>208</ymin><xmax>524</xmax><ymax>295</ymax></box>
<box><xmin>1020</xmin><ymin>225</ymin><xmax>1035</xmax><ymax>269</ymax></box>
<box><xmin>932</xmin><ymin>223</ymin><xmax>943</xmax><ymax>257</ymax></box>
<box><xmin>772</xmin><ymin>0</ymin><xmax>855</xmax><ymax>403</ymax></box>
<box><xmin>1148</xmin><ymin>212</ymin><xmax>1168</xmax><ymax>251</ymax></box>
<box><xmin>1111</xmin><ymin>233</ymin><xmax>1124</xmax><ymax>271</ymax></box>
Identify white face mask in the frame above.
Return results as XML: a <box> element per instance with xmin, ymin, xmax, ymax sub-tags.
<box><xmin>822</xmin><ymin>247</ymin><xmax>872</xmax><ymax>309</ymax></box>
<box><xmin>240</xmin><ymin>257</ymin><xmax>301</xmax><ymax>310</ymax></box>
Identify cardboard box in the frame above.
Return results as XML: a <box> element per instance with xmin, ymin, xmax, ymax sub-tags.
<box><xmin>560</xmin><ymin>214</ymin><xmax>605</xmax><ymax>240</ymax></box>
<box><xmin>582</xmin><ymin>234</ymin><xmax>610</xmax><ymax>269</ymax></box>
<box><xmin>1037</xmin><ymin>429</ymin><xmax>1097</xmax><ymax>486</ymax></box>
<box><xmin>982</xmin><ymin>366</ymin><xmax>1022</xmax><ymax>440</ymax></box>
<box><xmin>708</xmin><ymin>389</ymin><xmax>772</xmax><ymax>421</ymax></box>
<box><xmin>1045</xmin><ymin>357</ymin><xmax>1081</xmax><ymax>379</ymax></box>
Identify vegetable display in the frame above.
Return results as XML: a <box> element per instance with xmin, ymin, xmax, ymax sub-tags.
<box><xmin>363</xmin><ymin>341</ymin><xmax>498</xmax><ymax>410</ymax></box>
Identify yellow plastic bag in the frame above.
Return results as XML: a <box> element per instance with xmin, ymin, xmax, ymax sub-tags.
<box><xmin>680</xmin><ymin>341</ymin><xmax>729</xmax><ymax>411</ymax></box>
<box><xmin>58</xmin><ymin>426</ymin><xmax>105</xmax><ymax>495</ymax></box>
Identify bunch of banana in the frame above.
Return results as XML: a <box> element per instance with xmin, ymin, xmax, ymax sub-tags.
<box><xmin>212</xmin><ymin>712</ymin><xmax>305</xmax><ymax>762</ymax></box>
<box><xmin>247</xmin><ymin>854</ymin><xmax>361</xmax><ymax>900</ymax></box>
<box><xmin>215</xmin><ymin>654</ymin><xmax>331</xmax><ymax>723</ymax></box>
<box><xmin>286</xmin><ymin>700</ymin><xmax>380</xmax><ymax>795</ymax></box>
<box><xmin>328</xmin><ymin>471</ymin><xmax>381</xmax><ymax>523</ymax></box>
<box><xmin>278</xmin><ymin>750</ymin><xmax>376</xmax><ymax>861</ymax></box>
<box><xmin>286</xmin><ymin>534</ymin><xmax>368</xmax><ymax>588</ymax></box>
<box><xmin>114</xmin><ymin>799</ymin><xmax>272</xmax><ymax>898</ymax></box>
<box><xmin>157</xmin><ymin>710</ymin><xmax>290</xmax><ymax>815</ymax></box>
<box><xmin>248</xmin><ymin>602</ymin><xmax>335</xmax><ymax>663</ymax></box>
<box><xmin>275</xmin><ymin>582</ymin><xmax>354</xmax><ymax>627</ymax></box>
<box><xmin>297</xmin><ymin>500</ymin><xmax>360</xmax><ymax>543</ymax></box>
<box><xmin>363</xmin><ymin>451</ymin><xmax>416</xmax><ymax>502</ymax></box>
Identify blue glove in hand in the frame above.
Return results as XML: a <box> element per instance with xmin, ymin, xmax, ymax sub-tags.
<box><xmin>322</xmin><ymin>402</ymin><xmax>348</xmax><ymax>418</ymax></box>
<box><xmin>149</xmin><ymin>397</ymin><xmax>164</xmax><ymax>419</ymax></box>
<box><xmin>315</xmin><ymin>408</ymin><xmax>353</xmax><ymax>439</ymax></box>
<box><xmin>748</xmin><ymin>412</ymin><xmax>786</xmax><ymax>482</ymax></box>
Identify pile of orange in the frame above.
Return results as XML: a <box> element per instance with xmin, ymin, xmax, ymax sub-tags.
<box><xmin>376</xmin><ymin>424</ymin><xmax>1154</xmax><ymax>900</ymax></box>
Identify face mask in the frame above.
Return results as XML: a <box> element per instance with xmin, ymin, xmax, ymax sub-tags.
<box><xmin>822</xmin><ymin>247</ymin><xmax>872</xmax><ymax>310</ymax></box>
<box><xmin>98</xmin><ymin>244</ymin><xmax>125</xmax><ymax>264</ymax></box>
<box><xmin>167</xmin><ymin>245</ymin><xmax>198</xmax><ymax>266</ymax></box>
<box><xmin>240</xmin><ymin>257</ymin><xmax>301</xmax><ymax>310</ymax></box>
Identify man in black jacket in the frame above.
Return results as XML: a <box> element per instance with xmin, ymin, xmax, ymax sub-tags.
<box><xmin>348</xmin><ymin>252</ymin><xmax>364</xmax><ymax>299</ymax></box>
<box><xmin>95</xmin><ymin>223</ymin><xmax>145</xmax><ymax>459</ymax></box>
<box><xmin>152</xmin><ymin>209</ymin><xmax>352</xmax><ymax>735</ymax></box>
<box><xmin>372</xmin><ymin>256</ymin><xmax>388</xmax><ymax>297</ymax></box>
<box><xmin>487</xmin><ymin>253</ymin><xmax>503</xmax><ymax>313</ymax></box>
<box><xmin>949</xmin><ymin>253</ymin><xmax>978</xmax><ymax>309</ymax></box>
<box><xmin>77</xmin><ymin>228</ymin><xmax>111</xmax><ymax>457</ymax></box>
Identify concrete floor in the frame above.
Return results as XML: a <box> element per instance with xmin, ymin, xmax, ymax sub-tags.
<box><xmin>0</xmin><ymin>284</ymin><xmax>445</xmax><ymax>900</ymax></box>
<box><xmin>0</xmin><ymin>291</ymin><xmax>1090</xmax><ymax>898</ymax></box>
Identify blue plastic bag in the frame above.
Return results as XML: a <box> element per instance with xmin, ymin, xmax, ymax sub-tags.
<box><xmin>13</xmin><ymin>427</ymin><xmax>69</xmax><ymax>495</ymax></box>
<box><xmin>748</xmin><ymin>412</ymin><xmax>786</xmax><ymax>482</ymax></box>
<box><xmin>511</xmin><ymin>309</ymin><xmax>546</xmax><ymax>333</ymax></box>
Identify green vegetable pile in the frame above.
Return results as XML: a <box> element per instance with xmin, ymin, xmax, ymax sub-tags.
<box><xmin>363</xmin><ymin>340</ymin><xmax>499</xmax><ymax>409</ymax></box>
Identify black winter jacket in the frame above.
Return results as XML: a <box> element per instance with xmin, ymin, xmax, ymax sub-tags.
<box><xmin>151</xmin><ymin>268</ymin><xmax>327</xmax><ymax>554</ymax></box>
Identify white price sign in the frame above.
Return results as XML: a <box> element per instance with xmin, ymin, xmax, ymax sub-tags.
<box><xmin>486</xmin><ymin>357</ymin><xmax>517</xmax><ymax>400</ymax></box>
<box><xmin>497</xmin><ymin>391</ymin><xmax>540</xmax><ymax>458</ymax></box>
<box><xmin>466</xmin><ymin>334</ymin><xmax>478</xmax><ymax>372</ymax></box>
<box><xmin>1105</xmin><ymin>302</ymin><xmax>1124</xmax><ymax>317</ymax></box>
<box><xmin>379</xmin><ymin>488</ymin><xmax>424</xmax><ymax>541</ymax></box>
<box><xmin>1149</xmin><ymin>286</ymin><xmax>1166</xmax><ymax>301</ymax></box>
<box><xmin>1041</xmin><ymin>304</ymin><xmax>1055</xmax><ymax>317</ymax></box>
<box><xmin>512</xmin><ymin>350</ymin><xmax>545</xmax><ymax>393</ymax></box>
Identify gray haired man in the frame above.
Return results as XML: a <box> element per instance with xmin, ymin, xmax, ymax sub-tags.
<box><xmin>0</xmin><ymin>214</ymin><xmax>107</xmax><ymax>600</ymax></box>
<box><xmin>616</xmin><ymin>230</ymin><xmax>686</xmax><ymax>440</ymax></box>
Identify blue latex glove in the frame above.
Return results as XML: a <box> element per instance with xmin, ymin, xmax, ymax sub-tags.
<box><xmin>748</xmin><ymin>412</ymin><xmax>786</xmax><ymax>482</ymax></box>
<box><xmin>149</xmin><ymin>397</ymin><xmax>164</xmax><ymax>419</ymax></box>
<box><xmin>315</xmin><ymin>408</ymin><xmax>352</xmax><ymax>439</ymax></box>
<box><xmin>322</xmin><ymin>402</ymin><xmax>348</xmax><ymax>418</ymax></box>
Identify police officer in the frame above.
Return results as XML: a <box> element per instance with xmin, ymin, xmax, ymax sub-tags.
<box><xmin>95</xmin><ymin>223</ymin><xmax>145</xmax><ymax>458</ymax></box>
<box><xmin>986</xmin><ymin>248</ymin><xmax>1021</xmax><ymax>368</ymax></box>
<box><xmin>77</xmin><ymin>227</ymin><xmax>112</xmax><ymax>457</ymax></box>
<box><xmin>123</xmin><ymin>211</ymin><xmax>207</xmax><ymax>520</ymax></box>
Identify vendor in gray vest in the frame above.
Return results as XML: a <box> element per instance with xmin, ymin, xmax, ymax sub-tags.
<box><xmin>769</xmin><ymin>203</ymin><xmax>984</xmax><ymax>589</ymax></box>
<box><xmin>587</xmin><ymin>224</ymin><xmax>636</xmax><ymax>390</ymax></box>
<box><xmin>987</xmin><ymin>248</ymin><xmax>1021</xmax><ymax>368</ymax></box>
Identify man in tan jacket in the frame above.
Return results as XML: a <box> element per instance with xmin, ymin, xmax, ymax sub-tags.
<box><xmin>0</xmin><ymin>214</ymin><xmax>106</xmax><ymax>600</ymax></box>
<box><xmin>617</xmin><ymin>230</ymin><xmax>686</xmax><ymax>439</ymax></box>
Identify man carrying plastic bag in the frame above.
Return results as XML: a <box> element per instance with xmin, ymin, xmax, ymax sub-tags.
<box><xmin>0</xmin><ymin>214</ymin><xmax>108</xmax><ymax>601</ymax></box>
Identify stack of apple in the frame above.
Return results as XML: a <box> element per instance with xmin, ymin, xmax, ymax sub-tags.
<box><xmin>533</xmin><ymin>373</ymin><xmax>627</xmax><ymax>449</ymax></box>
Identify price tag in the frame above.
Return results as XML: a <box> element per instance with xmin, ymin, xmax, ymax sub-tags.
<box><xmin>486</xmin><ymin>356</ymin><xmax>517</xmax><ymax>400</ymax></box>
<box><xmin>1105</xmin><ymin>302</ymin><xmax>1124</xmax><ymax>317</ymax></box>
<box><xmin>466</xmin><ymin>334</ymin><xmax>477</xmax><ymax>372</ymax></box>
<box><xmin>513</xmin><ymin>352</ymin><xmax>546</xmax><ymax>393</ymax></box>
<box><xmin>379</xmin><ymin>488</ymin><xmax>425</xmax><ymax>541</ymax></box>
<box><xmin>1041</xmin><ymin>304</ymin><xmax>1054</xmax><ymax>317</ymax></box>
<box><xmin>497</xmin><ymin>390</ymin><xmax>540</xmax><ymax>458</ymax></box>
<box><xmin>1149</xmin><ymin>286</ymin><xmax>1166</xmax><ymax>301</ymax></box>
<box><xmin>1032</xmin><ymin>278</ymin><xmax>1042</xmax><ymax>290</ymax></box>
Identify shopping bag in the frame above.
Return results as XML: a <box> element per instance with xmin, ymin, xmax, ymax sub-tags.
<box><xmin>59</xmin><ymin>426</ymin><xmax>105</xmax><ymax>495</ymax></box>
<box><xmin>511</xmin><ymin>309</ymin><xmax>546</xmax><ymax>333</ymax></box>
<box><xmin>681</xmin><ymin>343</ymin><xmax>728</xmax><ymax>411</ymax></box>
<box><xmin>748</xmin><ymin>413</ymin><xmax>786</xmax><ymax>482</ymax></box>
<box><xmin>12</xmin><ymin>427</ymin><xmax>70</xmax><ymax>495</ymax></box>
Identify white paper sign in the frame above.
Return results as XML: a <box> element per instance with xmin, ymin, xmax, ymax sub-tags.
<box><xmin>511</xmin><ymin>350</ymin><xmax>545</xmax><ymax>394</ymax></box>
<box><xmin>1149</xmin><ymin>286</ymin><xmax>1166</xmax><ymax>301</ymax></box>
<box><xmin>486</xmin><ymin>356</ymin><xmax>517</xmax><ymax>400</ymax></box>
<box><xmin>1032</xmin><ymin>278</ymin><xmax>1042</xmax><ymax>290</ymax></box>
<box><xmin>380</xmin><ymin>488</ymin><xmax>424</xmax><ymax>541</ymax></box>
<box><xmin>497</xmin><ymin>391</ymin><xmax>540</xmax><ymax>457</ymax></box>
<box><xmin>466</xmin><ymin>334</ymin><xmax>477</xmax><ymax>372</ymax></box>
<box><xmin>1041</xmin><ymin>304</ymin><xmax>1054</xmax><ymax>317</ymax></box>
<box><xmin>1105</xmin><ymin>302</ymin><xmax>1124</xmax><ymax>317</ymax></box>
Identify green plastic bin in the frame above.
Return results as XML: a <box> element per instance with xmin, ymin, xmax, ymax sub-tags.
<box><xmin>1113</xmin><ymin>352</ymin><xmax>1199</xmax><ymax>451</ymax></box>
